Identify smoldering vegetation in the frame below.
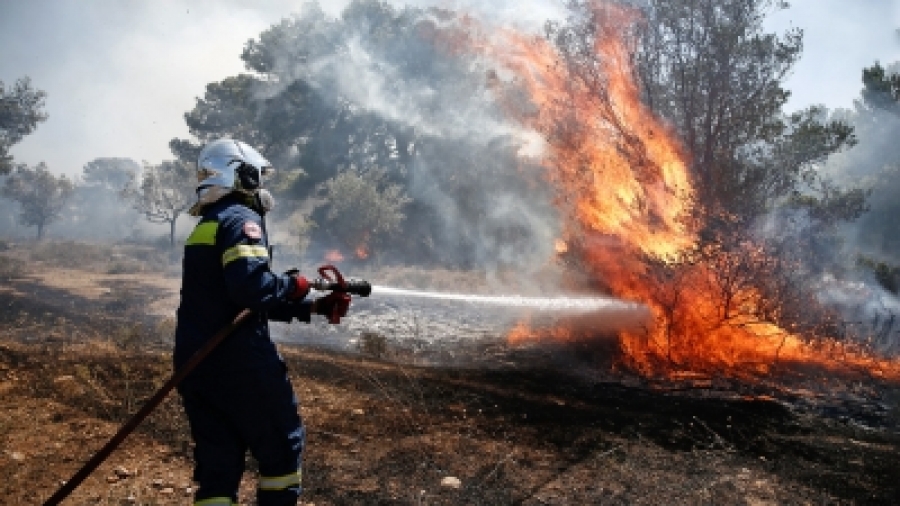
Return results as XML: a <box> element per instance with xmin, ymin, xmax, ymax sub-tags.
<box><xmin>789</xmin><ymin>62</ymin><xmax>900</xmax><ymax>355</ymax></box>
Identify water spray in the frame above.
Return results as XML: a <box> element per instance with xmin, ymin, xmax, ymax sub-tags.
<box><xmin>366</xmin><ymin>286</ymin><xmax>653</xmax><ymax>338</ymax></box>
<box><xmin>373</xmin><ymin>285</ymin><xmax>644</xmax><ymax>313</ymax></box>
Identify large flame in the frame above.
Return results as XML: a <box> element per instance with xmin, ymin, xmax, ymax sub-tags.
<box><xmin>464</xmin><ymin>2</ymin><xmax>900</xmax><ymax>380</ymax></box>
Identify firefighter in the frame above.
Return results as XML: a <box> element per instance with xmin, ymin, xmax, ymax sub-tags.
<box><xmin>175</xmin><ymin>138</ymin><xmax>341</xmax><ymax>505</ymax></box>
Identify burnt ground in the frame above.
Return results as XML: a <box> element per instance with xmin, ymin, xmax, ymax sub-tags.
<box><xmin>1</xmin><ymin>242</ymin><xmax>899</xmax><ymax>505</ymax></box>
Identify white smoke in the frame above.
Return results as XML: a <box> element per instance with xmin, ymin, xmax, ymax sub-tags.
<box><xmin>251</xmin><ymin>3</ymin><xmax>563</xmax><ymax>279</ymax></box>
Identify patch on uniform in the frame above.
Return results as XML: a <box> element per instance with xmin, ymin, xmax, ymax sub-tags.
<box><xmin>242</xmin><ymin>220</ymin><xmax>263</xmax><ymax>240</ymax></box>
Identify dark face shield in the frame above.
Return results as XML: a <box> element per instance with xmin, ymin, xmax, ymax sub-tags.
<box><xmin>235</xmin><ymin>162</ymin><xmax>262</xmax><ymax>190</ymax></box>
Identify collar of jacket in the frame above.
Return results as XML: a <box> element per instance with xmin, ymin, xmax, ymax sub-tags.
<box><xmin>192</xmin><ymin>189</ymin><xmax>265</xmax><ymax>217</ymax></box>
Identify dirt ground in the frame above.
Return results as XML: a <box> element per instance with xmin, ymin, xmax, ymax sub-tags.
<box><xmin>1</xmin><ymin>241</ymin><xmax>899</xmax><ymax>505</ymax></box>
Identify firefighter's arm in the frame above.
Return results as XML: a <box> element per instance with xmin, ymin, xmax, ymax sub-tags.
<box><xmin>219</xmin><ymin>215</ymin><xmax>305</xmax><ymax>312</ymax></box>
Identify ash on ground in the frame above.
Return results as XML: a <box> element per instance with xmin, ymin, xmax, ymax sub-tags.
<box><xmin>272</xmin><ymin>291</ymin><xmax>900</xmax><ymax>433</ymax></box>
<box><xmin>272</xmin><ymin>290</ymin><xmax>535</xmax><ymax>364</ymax></box>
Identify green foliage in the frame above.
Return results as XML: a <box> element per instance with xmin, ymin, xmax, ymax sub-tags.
<box><xmin>621</xmin><ymin>0</ymin><xmax>865</xmax><ymax>241</ymax></box>
<box><xmin>286</xmin><ymin>209</ymin><xmax>316</xmax><ymax>257</ymax></box>
<box><xmin>629</xmin><ymin>0</ymin><xmax>859</xmax><ymax>217</ymax></box>
<box><xmin>550</xmin><ymin>0</ymin><xmax>875</xmax><ymax>351</ymax></box>
<box><xmin>181</xmin><ymin>74</ymin><xmax>269</xmax><ymax>149</ymax></box>
<box><xmin>81</xmin><ymin>157</ymin><xmax>140</xmax><ymax>189</ymax></box>
<box><xmin>321</xmin><ymin>167</ymin><xmax>410</xmax><ymax>254</ymax></box>
<box><xmin>1</xmin><ymin>162</ymin><xmax>74</xmax><ymax>239</ymax></box>
<box><xmin>788</xmin><ymin>180</ymin><xmax>870</xmax><ymax>227</ymax></box>
<box><xmin>0</xmin><ymin>77</ymin><xmax>47</xmax><ymax>175</ymax></box>
<box><xmin>170</xmin><ymin>0</ymin><xmax>502</xmax><ymax>264</ymax></box>
<box><xmin>828</xmin><ymin>62</ymin><xmax>900</xmax><ymax>260</ymax></box>
<box><xmin>861</xmin><ymin>62</ymin><xmax>900</xmax><ymax>112</ymax></box>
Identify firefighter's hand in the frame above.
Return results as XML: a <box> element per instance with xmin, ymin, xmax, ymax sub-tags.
<box><xmin>266</xmin><ymin>299</ymin><xmax>313</xmax><ymax>324</ymax></box>
<box><xmin>284</xmin><ymin>269</ymin><xmax>310</xmax><ymax>299</ymax></box>
<box><xmin>313</xmin><ymin>291</ymin><xmax>351</xmax><ymax>323</ymax></box>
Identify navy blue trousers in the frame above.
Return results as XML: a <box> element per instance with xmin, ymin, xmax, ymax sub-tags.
<box><xmin>179</xmin><ymin>363</ymin><xmax>305</xmax><ymax>505</ymax></box>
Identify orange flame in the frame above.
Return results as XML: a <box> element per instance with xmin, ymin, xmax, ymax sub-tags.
<box><xmin>356</xmin><ymin>245</ymin><xmax>370</xmax><ymax>260</ymax></box>
<box><xmin>325</xmin><ymin>249</ymin><xmax>344</xmax><ymax>263</ymax></box>
<box><xmin>484</xmin><ymin>6</ymin><xmax>693</xmax><ymax>262</ymax></box>
<box><xmin>466</xmin><ymin>3</ymin><xmax>900</xmax><ymax>380</ymax></box>
<box><xmin>554</xmin><ymin>239</ymin><xmax>568</xmax><ymax>254</ymax></box>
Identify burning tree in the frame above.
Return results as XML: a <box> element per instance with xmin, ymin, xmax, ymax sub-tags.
<box><xmin>157</xmin><ymin>0</ymin><xmax>896</xmax><ymax>377</ymax></box>
<box><xmin>1</xmin><ymin>162</ymin><xmax>74</xmax><ymax>240</ymax></box>
<box><xmin>122</xmin><ymin>160</ymin><xmax>195</xmax><ymax>248</ymax></box>
<box><xmin>475</xmin><ymin>0</ymin><xmax>885</xmax><ymax>378</ymax></box>
<box><xmin>627</xmin><ymin>0</ymin><xmax>868</xmax><ymax>372</ymax></box>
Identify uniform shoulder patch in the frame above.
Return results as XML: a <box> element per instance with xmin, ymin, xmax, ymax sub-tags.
<box><xmin>242</xmin><ymin>220</ymin><xmax>263</xmax><ymax>240</ymax></box>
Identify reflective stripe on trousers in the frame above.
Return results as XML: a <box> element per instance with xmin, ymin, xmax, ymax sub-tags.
<box><xmin>259</xmin><ymin>469</ymin><xmax>302</xmax><ymax>491</ymax></box>
<box><xmin>194</xmin><ymin>497</ymin><xmax>233</xmax><ymax>506</ymax></box>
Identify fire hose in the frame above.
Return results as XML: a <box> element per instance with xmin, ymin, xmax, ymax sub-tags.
<box><xmin>43</xmin><ymin>265</ymin><xmax>371</xmax><ymax>506</ymax></box>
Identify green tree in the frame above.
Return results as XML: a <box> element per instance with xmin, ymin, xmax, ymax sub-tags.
<box><xmin>175</xmin><ymin>2</ymin><xmax>420</xmax><ymax>193</ymax></box>
<box><xmin>170</xmin><ymin>1</ymin><xmax>450</xmax><ymax>256</ymax></box>
<box><xmin>1</xmin><ymin>162</ymin><xmax>74</xmax><ymax>239</ymax></box>
<box><xmin>543</xmin><ymin>0</ymin><xmax>870</xmax><ymax>359</ymax></box>
<box><xmin>122</xmin><ymin>160</ymin><xmax>195</xmax><ymax>248</ymax></box>
<box><xmin>81</xmin><ymin>157</ymin><xmax>140</xmax><ymax>190</ymax></box>
<box><xmin>321</xmin><ymin>167</ymin><xmax>410</xmax><ymax>257</ymax></box>
<box><xmin>625</xmin><ymin>0</ymin><xmax>858</xmax><ymax>218</ymax></box>
<box><xmin>169</xmin><ymin>74</ymin><xmax>269</xmax><ymax>164</ymax></box>
<box><xmin>861</xmin><ymin>62</ymin><xmax>900</xmax><ymax>112</ymax></box>
<box><xmin>0</xmin><ymin>77</ymin><xmax>48</xmax><ymax>174</ymax></box>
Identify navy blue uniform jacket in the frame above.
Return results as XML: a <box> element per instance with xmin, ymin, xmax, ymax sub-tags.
<box><xmin>174</xmin><ymin>195</ymin><xmax>309</xmax><ymax>379</ymax></box>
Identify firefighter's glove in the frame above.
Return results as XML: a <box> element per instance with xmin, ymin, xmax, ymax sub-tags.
<box><xmin>284</xmin><ymin>268</ymin><xmax>310</xmax><ymax>300</ymax></box>
<box><xmin>267</xmin><ymin>299</ymin><xmax>313</xmax><ymax>324</ymax></box>
<box><xmin>314</xmin><ymin>291</ymin><xmax>351</xmax><ymax>324</ymax></box>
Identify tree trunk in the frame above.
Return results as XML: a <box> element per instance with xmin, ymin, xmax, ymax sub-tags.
<box><xmin>36</xmin><ymin>223</ymin><xmax>44</xmax><ymax>240</ymax></box>
<box><xmin>169</xmin><ymin>219</ymin><xmax>177</xmax><ymax>249</ymax></box>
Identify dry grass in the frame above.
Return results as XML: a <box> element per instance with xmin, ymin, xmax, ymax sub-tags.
<box><xmin>1</xmin><ymin>241</ymin><xmax>899</xmax><ymax>505</ymax></box>
<box><xmin>28</xmin><ymin>240</ymin><xmax>178</xmax><ymax>276</ymax></box>
<box><xmin>6</xmin><ymin>335</ymin><xmax>897</xmax><ymax>504</ymax></box>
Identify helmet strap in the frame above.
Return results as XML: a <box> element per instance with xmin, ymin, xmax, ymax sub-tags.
<box><xmin>241</xmin><ymin>189</ymin><xmax>274</xmax><ymax>216</ymax></box>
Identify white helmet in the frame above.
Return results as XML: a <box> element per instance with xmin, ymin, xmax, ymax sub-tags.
<box><xmin>190</xmin><ymin>138</ymin><xmax>274</xmax><ymax>216</ymax></box>
<box><xmin>196</xmin><ymin>138</ymin><xmax>272</xmax><ymax>192</ymax></box>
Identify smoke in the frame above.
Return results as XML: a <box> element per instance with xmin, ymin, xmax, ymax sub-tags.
<box><xmin>771</xmin><ymin>61</ymin><xmax>900</xmax><ymax>354</ymax></box>
<box><xmin>252</xmin><ymin>3</ymin><xmax>563</xmax><ymax>283</ymax></box>
<box><xmin>816</xmin><ymin>275</ymin><xmax>900</xmax><ymax>356</ymax></box>
<box><xmin>827</xmin><ymin>100</ymin><xmax>900</xmax><ymax>263</ymax></box>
